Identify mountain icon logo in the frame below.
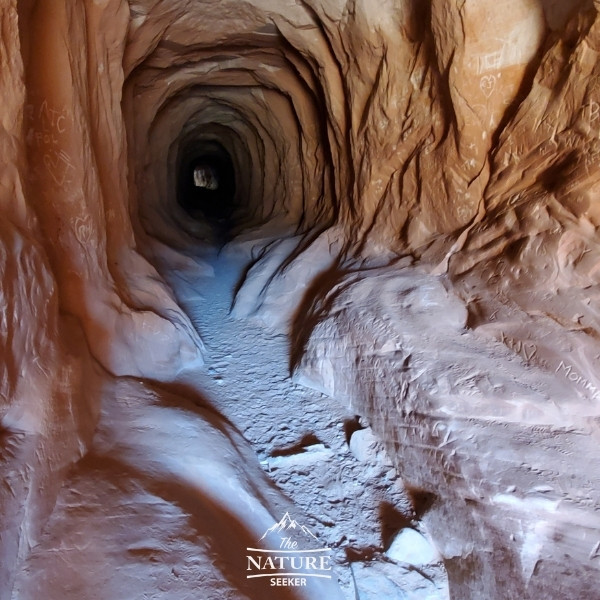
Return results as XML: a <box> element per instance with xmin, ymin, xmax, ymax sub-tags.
<box><xmin>246</xmin><ymin>512</ymin><xmax>333</xmax><ymax>585</ymax></box>
<box><xmin>259</xmin><ymin>512</ymin><xmax>318</xmax><ymax>542</ymax></box>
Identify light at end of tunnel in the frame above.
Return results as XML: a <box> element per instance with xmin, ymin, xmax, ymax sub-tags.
<box><xmin>193</xmin><ymin>165</ymin><xmax>219</xmax><ymax>190</ymax></box>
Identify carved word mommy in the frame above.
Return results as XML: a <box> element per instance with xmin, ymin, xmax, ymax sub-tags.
<box><xmin>556</xmin><ymin>361</ymin><xmax>600</xmax><ymax>400</ymax></box>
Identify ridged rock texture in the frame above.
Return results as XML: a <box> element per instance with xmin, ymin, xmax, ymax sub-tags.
<box><xmin>2</xmin><ymin>0</ymin><xmax>600</xmax><ymax>599</ymax></box>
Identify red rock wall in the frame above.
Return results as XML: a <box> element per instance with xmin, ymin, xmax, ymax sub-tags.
<box><xmin>1</xmin><ymin>2</ymin><xmax>204</xmax><ymax>593</ymax></box>
<box><xmin>3</xmin><ymin>1</ymin><xmax>600</xmax><ymax>598</ymax></box>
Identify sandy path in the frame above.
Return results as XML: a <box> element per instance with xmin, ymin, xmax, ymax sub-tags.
<box><xmin>169</xmin><ymin>244</ymin><xmax>448</xmax><ymax>599</ymax></box>
<box><xmin>11</xmin><ymin>241</ymin><xmax>447</xmax><ymax>600</ymax></box>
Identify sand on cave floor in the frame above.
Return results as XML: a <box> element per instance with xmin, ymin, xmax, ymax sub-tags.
<box><xmin>163</xmin><ymin>237</ymin><xmax>450</xmax><ymax>599</ymax></box>
<box><xmin>11</xmin><ymin>235</ymin><xmax>448</xmax><ymax>600</ymax></box>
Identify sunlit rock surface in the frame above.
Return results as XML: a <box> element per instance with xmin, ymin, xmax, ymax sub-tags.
<box><xmin>294</xmin><ymin>266</ymin><xmax>600</xmax><ymax>598</ymax></box>
<box><xmin>2</xmin><ymin>0</ymin><xmax>600</xmax><ymax>598</ymax></box>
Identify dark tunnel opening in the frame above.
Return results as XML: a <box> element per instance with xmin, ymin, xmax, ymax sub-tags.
<box><xmin>177</xmin><ymin>141</ymin><xmax>237</xmax><ymax>237</ymax></box>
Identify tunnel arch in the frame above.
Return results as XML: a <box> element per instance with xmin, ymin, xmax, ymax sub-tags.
<box><xmin>4</xmin><ymin>2</ymin><xmax>600</xmax><ymax>600</ymax></box>
<box><xmin>123</xmin><ymin>32</ymin><xmax>344</xmax><ymax>249</ymax></box>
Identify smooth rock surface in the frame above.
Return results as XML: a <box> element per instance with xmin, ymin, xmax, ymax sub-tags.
<box><xmin>386</xmin><ymin>529</ymin><xmax>441</xmax><ymax>567</ymax></box>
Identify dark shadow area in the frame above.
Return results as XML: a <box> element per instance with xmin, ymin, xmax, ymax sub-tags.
<box><xmin>342</xmin><ymin>416</ymin><xmax>364</xmax><ymax>446</ymax></box>
<box><xmin>288</xmin><ymin>260</ymin><xmax>351</xmax><ymax>373</ymax></box>
<box><xmin>21</xmin><ymin>378</ymin><xmax>344</xmax><ymax>600</ymax></box>
<box><xmin>379</xmin><ymin>501</ymin><xmax>413</xmax><ymax>550</ymax></box>
<box><xmin>538</xmin><ymin>151</ymin><xmax>578</xmax><ymax>194</ymax></box>
<box><xmin>269</xmin><ymin>432</ymin><xmax>322</xmax><ymax>457</ymax></box>
<box><xmin>344</xmin><ymin>545</ymin><xmax>381</xmax><ymax>562</ymax></box>
<box><xmin>43</xmin><ymin>453</ymin><xmax>317</xmax><ymax>600</ymax></box>
<box><xmin>404</xmin><ymin>486</ymin><xmax>437</xmax><ymax>520</ymax></box>
<box><xmin>177</xmin><ymin>141</ymin><xmax>237</xmax><ymax>240</ymax></box>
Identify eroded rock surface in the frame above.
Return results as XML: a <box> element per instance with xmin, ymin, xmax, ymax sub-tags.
<box><xmin>294</xmin><ymin>265</ymin><xmax>600</xmax><ymax>598</ymax></box>
<box><xmin>2</xmin><ymin>0</ymin><xmax>600</xmax><ymax>599</ymax></box>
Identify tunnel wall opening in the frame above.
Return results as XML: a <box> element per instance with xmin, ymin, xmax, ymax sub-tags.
<box><xmin>176</xmin><ymin>141</ymin><xmax>237</xmax><ymax>238</ymax></box>
<box><xmin>123</xmin><ymin>24</ymin><xmax>342</xmax><ymax>250</ymax></box>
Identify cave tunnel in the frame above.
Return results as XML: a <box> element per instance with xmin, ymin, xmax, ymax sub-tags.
<box><xmin>177</xmin><ymin>141</ymin><xmax>237</xmax><ymax>234</ymax></box>
<box><xmin>3</xmin><ymin>1</ymin><xmax>600</xmax><ymax>600</ymax></box>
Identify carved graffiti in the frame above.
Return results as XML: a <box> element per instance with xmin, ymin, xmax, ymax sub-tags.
<box><xmin>43</xmin><ymin>149</ymin><xmax>75</xmax><ymax>186</ymax></box>
<box><xmin>39</xmin><ymin>100</ymin><xmax>68</xmax><ymax>133</ymax></box>
<box><xmin>555</xmin><ymin>361</ymin><xmax>600</xmax><ymax>400</ymax></box>
<box><xmin>28</xmin><ymin>100</ymin><xmax>74</xmax><ymax>188</ymax></box>
<box><xmin>457</xmin><ymin>204</ymin><xmax>473</xmax><ymax>222</ymax></box>
<box><xmin>74</xmin><ymin>215</ymin><xmax>94</xmax><ymax>247</ymax></box>
<box><xmin>480</xmin><ymin>75</ymin><xmax>497</xmax><ymax>99</ymax></box>
<box><xmin>586</xmin><ymin>101</ymin><xmax>600</xmax><ymax>124</ymax></box>
<box><xmin>500</xmin><ymin>332</ymin><xmax>537</xmax><ymax>363</ymax></box>
<box><xmin>478</xmin><ymin>50</ymin><xmax>504</xmax><ymax>74</ymax></box>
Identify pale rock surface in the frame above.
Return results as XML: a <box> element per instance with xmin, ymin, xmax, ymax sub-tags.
<box><xmin>11</xmin><ymin>377</ymin><xmax>344</xmax><ymax>600</ymax></box>
<box><xmin>294</xmin><ymin>264</ymin><xmax>600</xmax><ymax>598</ymax></box>
<box><xmin>231</xmin><ymin>227</ymin><xmax>344</xmax><ymax>332</ymax></box>
<box><xmin>386</xmin><ymin>529</ymin><xmax>441</xmax><ymax>567</ymax></box>
<box><xmin>348</xmin><ymin>428</ymin><xmax>381</xmax><ymax>463</ymax></box>
<box><xmin>162</xmin><ymin>244</ymin><xmax>448</xmax><ymax>599</ymax></box>
<box><xmin>350</xmin><ymin>561</ymin><xmax>447</xmax><ymax>600</ymax></box>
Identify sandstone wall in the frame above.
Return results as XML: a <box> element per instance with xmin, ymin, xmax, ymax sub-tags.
<box><xmin>1</xmin><ymin>1</ymin><xmax>204</xmax><ymax>594</ymax></box>
<box><xmin>3</xmin><ymin>1</ymin><xmax>600</xmax><ymax>598</ymax></box>
<box><xmin>1</xmin><ymin>3</ymin><xmax>95</xmax><ymax>594</ymax></box>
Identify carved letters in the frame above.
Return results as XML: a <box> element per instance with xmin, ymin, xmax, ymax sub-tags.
<box><xmin>29</xmin><ymin>100</ymin><xmax>74</xmax><ymax>188</ymax></box>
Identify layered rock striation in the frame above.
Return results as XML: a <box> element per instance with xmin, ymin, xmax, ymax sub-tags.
<box><xmin>2</xmin><ymin>0</ymin><xmax>600</xmax><ymax>598</ymax></box>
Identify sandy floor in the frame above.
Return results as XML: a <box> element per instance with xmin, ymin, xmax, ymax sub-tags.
<box><xmin>11</xmin><ymin>238</ymin><xmax>448</xmax><ymax>600</ymax></box>
<box><xmin>167</xmin><ymin>241</ymin><xmax>449</xmax><ymax>599</ymax></box>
